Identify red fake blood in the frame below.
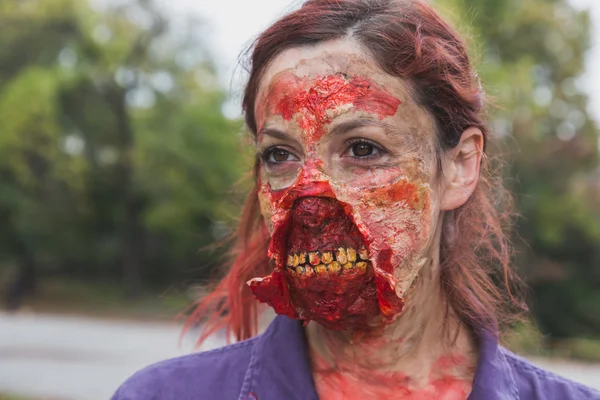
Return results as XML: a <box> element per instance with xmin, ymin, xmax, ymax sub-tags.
<box><xmin>287</xmin><ymin>197</ymin><xmax>363</xmax><ymax>253</ymax></box>
<box><xmin>249</xmin><ymin>192</ymin><xmax>406</xmax><ymax>328</ymax></box>
<box><xmin>273</xmin><ymin>73</ymin><xmax>401</xmax><ymax>143</ymax></box>
<box><xmin>285</xmin><ymin>197</ymin><xmax>379</xmax><ymax>328</ymax></box>
<box><xmin>311</xmin><ymin>351</ymin><xmax>472</xmax><ymax>400</ymax></box>
<box><xmin>247</xmin><ymin>269</ymin><xmax>296</xmax><ymax>319</ymax></box>
<box><xmin>368</xmin><ymin>178</ymin><xmax>427</xmax><ymax>211</ymax></box>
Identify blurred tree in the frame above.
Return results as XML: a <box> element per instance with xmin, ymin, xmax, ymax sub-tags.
<box><xmin>0</xmin><ymin>0</ymin><xmax>245</xmax><ymax>304</ymax></box>
<box><xmin>434</xmin><ymin>0</ymin><xmax>600</xmax><ymax>338</ymax></box>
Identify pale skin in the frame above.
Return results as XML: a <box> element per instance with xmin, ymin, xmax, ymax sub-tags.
<box><xmin>254</xmin><ymin>39</ymin><xmax>484</xmax><ymax>399</ymax></box>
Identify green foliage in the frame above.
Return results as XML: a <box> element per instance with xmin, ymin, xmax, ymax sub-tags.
<box><xmin>0</xmin><ymin>0</ymin><xmax>247</xmax><ymax>297</ymax></box>
<box><xmin>433</xmin><ymin>0</ymin><xmax>600</xmax><ymax>338</ymax></box>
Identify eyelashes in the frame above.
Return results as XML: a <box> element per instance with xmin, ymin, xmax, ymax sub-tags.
<box><xmin>259</xmin><ymin>147</ymin><xmax>300</xmax><ymax>166</ymax></box>
<box><xmin>258</xmin><ymin>138</ymin><xmax>388</xmax><ymax>168</ymax></box>
<box><xmin>342</xmin><ymin>138</ymin><xmax>386</xmax><ymax>162</ymax></box>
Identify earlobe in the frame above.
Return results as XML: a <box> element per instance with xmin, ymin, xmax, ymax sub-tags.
<box><xmin>440</xmin><ymin>127</ymin><xmax>484</xmax><ymax>211</ymax></box>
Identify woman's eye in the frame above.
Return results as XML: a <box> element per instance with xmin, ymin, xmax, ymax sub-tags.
<box><xmin>264</xmin><ymin>147</ymin><xmax>299</xmax><ymax>164</ymax></box>
<box><xmin>347</xmin><ymin>140</ymin><xmax>381</xmax><ymax>158</ymax></box>
<box><xmin>351</xmin><ymin>142</ymin><xmax>375</xmax><ymax>157</ymax></box>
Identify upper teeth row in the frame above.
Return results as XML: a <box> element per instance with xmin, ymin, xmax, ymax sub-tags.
<box><xmin>286</xmin><ymin>247</ymin><xmax>369</xmax><ymax>267</ymax></box>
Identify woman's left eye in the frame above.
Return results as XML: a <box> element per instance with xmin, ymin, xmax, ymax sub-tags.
<box><xmin>345</xmin><ymin>140</ymin><xmax>382</xmax><ymax>159</ymax></box>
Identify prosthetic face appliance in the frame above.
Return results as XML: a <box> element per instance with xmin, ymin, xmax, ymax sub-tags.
<box><xmin>248</xmin><ymin>45</ymin><xmax>439</xmax><ymax>331</ymax></box>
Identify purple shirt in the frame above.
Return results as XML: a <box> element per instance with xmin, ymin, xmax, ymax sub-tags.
<box><xmin>112</xmin><ymin>315</ymin><xmax>600</xmax><ymax>400</ymax></box>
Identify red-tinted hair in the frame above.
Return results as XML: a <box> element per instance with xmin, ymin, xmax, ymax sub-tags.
<box><xmin>188</xmin><ymin>0</ymin><xmax>524</xmax><ymax>344</ymax></box>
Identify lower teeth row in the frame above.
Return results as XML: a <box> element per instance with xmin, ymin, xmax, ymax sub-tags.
<box><xmin>288</xmin><ymin>260</ymin><xmax>368</xmax><ymax>276</ymax></box>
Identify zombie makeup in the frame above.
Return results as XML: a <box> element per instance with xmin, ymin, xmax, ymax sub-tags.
<box><xmin>248</xmin><ymin>52</ymin><xmax>438</xmax><ymax>331</ymax></box>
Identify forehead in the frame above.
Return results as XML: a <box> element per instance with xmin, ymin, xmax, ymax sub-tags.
<box><xmin>261</xmin><ymin>39</ymin><xmax>396</xmax><ymax>83</ymax></box>
<box><xmin>255</xmin><ymin>39</ymin><xmax>433</xmax><ymax>136</ymax></box>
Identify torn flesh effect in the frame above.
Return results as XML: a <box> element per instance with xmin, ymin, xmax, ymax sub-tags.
<box><xmin>248</xmin><ymin>72</ymin><xmax>432</xmax><ymax>330</ymax></box>
<box><xmin>251</xmin><ymin>194</ymin><xmax>383</xmax><ymax>329</ymax></box>
<box><xmin>247</xmin><ymin>181</ymin><xmax>425</xmax><ymax>330</ymax></box>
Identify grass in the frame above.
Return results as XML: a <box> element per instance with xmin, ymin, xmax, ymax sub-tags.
<box><xmin>15</xmin><ymin>278</ymin><xmax>192</xmax><ymax>322</ymax></box>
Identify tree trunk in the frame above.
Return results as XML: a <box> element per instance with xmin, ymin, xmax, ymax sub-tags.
<box><xmin>110</xmin><ymin>86</ymin><xmax>144</xmax><ymax>297</ymax></box>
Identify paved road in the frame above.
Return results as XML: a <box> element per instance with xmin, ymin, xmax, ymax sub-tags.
<box><xmin>1</xmin><ymin>312</ymin><xmax>599</xmax><ymax>400</ymax></box>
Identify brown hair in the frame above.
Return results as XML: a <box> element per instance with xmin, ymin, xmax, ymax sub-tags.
<box><xmin>187</xmin><ymin>0</ymin><xmax>524</xmax><ymax>343</ymax></box>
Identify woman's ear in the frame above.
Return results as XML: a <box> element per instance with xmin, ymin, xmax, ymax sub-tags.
<box><xmin>440</xmin><ymin>127</ymin><xmax>484</xmax><ymax>211</ymax></box>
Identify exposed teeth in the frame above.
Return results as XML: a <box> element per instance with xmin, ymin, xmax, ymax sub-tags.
<box><xmin>315</xmin><ymin>264</ymin><xmax>327</xmax><ymax>275</ymax></box>
<box><xmin>359</xmin><ymin>246</ymin><xmax>369</xmax><ymax>260</ymax></box>
<box><xmin>329</xmin><ymin>261</ymin><xmax>341</xmax><ymax>273</ymax></box>
<box><xmin>286</xmin><ymin>247</ymin><xmax>370</xmax><ymax>277</ymax></box>
<box><xmin>356</xmin><ymin>261</ymin><xmax>368</xmax><ymax>271</ymax></box>
<box><xmin>347</xmin><ymin>248</ymin><xmax>357</xmax><ymax>262</ymax></box>
<box><xmin>309</xmin><ymin>252</ymin><xmax>320</xmax><ymax>266</ymax></box>
<box><xmin>336</xmin><ymin>248</ymin><xmax>347</xmax><ymax>264</ymax></box>
<box><xmin>298</xmin><ymin>253</ymin><xmax>307</xmax><ymax>265</ymax></box>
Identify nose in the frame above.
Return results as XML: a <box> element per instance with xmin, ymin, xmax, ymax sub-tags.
<box><xmin>291</xmin><ymin>197</ymin><xmax>344</xmax><ymax>231</ymax></box>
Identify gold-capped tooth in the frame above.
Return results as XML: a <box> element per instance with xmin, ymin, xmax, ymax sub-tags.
<box><xmin>309</xmin><ymin>252</ymin><xmax>320</xmax><ymax>266</ymax></box>
<box><xmin>347</xmin><ymin>248</ymin><xmax>357</xmax><ymax>262</ymax></box>
<box><xmin>298</xmin><ymin>253</ymin><xmax>307</xmax><ymax>265</ymax></box>
<box><xmin>315</xmin><ymin>264</ymin><xmax>327</xmax><ymax>275</ymax></box>
<box><xmin>336</xmin><ymin>248</ymin><xmax>348</xmax><ymax>265</ymax></box>
<box><xmin>321</xmin><ymin>252</ymin><xmax>333</xmax><ymax>264</ymax></box>
<box><xmin>329</xmin><ymin>261</ymin><xmax>341</xmax><ymax>273</ymax></box>
<box><xmin>358</xmin><ymin>246</ymin><xmax>369</xmax><ymax>260</ymax></box>
<box><xmin>343</xmin><ymin>262</ymin><xmax>354</xmax><ymax>270</ymax></box>
<box><xmin>295</xmin><ymin>266</ymin><xmax>305</xmax><ymax>275</ymax></box>
<box><xmin>305</xmin><ymin>266</ymin><xmax>316</xmax><ymax>277</ymax></box>
<box><xmin>292</xmin><ymin>253</ymin><xmax>299</xmax><ymax>267</ymax></box>
<box><xmin>287</xmin><ymin>254</ymin><xmax>294</xmax><ymax>267</ymax></box>
<box><xmin>356</xmin><ymin>261</ymin><xmax>368</xmax><ymax>272</ymax></box>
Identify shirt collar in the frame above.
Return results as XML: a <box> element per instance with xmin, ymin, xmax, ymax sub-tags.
<box><xmin>468</xmin><ymin>330</ymin><xmax>518</xmax><ymax>400</ymax></box>
<box><xmin>241</xmin><ymin>316</ymin><xmax>517</xmax><ymax>400</ymax></box>
<box><xmin>239</xmin><ymin>315</ymin><xmax>319</xmax><ymax>400</ymax></box>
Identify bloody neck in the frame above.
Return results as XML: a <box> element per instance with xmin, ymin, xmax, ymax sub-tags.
<box><xmin>305</xmin><ymin>229</ymin><xmax>478</xmax><ymax>399</ymax></box>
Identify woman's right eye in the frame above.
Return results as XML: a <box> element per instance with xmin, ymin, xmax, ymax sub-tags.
<box><xmin>264</xmin><ymin>147</ymin><xmax>299</xmax><ymax>164</ymax></box>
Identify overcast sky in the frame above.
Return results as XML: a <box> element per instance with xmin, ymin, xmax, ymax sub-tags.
<box><xmin>169</xmin><ymin>0</ymin><xmax>600</xmax><ymax>122</ymax></box>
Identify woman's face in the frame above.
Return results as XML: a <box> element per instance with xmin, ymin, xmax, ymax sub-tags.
<box><xmin>248</xmin><ymin>39</ymin><xmax>447</xmax><ymax>330</ymax></box>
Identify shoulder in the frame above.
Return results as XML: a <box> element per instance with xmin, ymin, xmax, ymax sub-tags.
<box><xmin>111</xmin><ymin>337</ymin><xmax>258</xmax><ymax>400</ymax></box>
<box><xmin>500</xmin><ymin>347</ymin><xmax>600</xmax><ymax>400</ymax></box>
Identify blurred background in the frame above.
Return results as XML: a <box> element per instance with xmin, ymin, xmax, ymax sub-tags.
<box><xmin>1</xmin><ymin>0</ymin><xmax>599</xmax><ymax>399</ymax></box>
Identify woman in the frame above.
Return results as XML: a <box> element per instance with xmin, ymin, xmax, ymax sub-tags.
<box><xmin>113</xmin><ymin>0</ymin><xmax>600</xmax><ymax>399</ymax></box>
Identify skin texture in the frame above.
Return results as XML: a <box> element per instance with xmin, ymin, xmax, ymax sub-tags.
<box><xmin>248</xmin><ymin>39</ymin><xmax>484</xmax><ymax>399</ymax></box>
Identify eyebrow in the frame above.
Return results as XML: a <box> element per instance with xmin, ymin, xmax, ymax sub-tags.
<box><xmin>328</xmin><ymin>117</ymin><xmax>403</xmax><ymax>138</ymax></box>
<box><xmin>256</xmin><ymin>117</ymin><xmax>406</xmax><ymax>144</ymax></box>
<box><xmin>256</xmin><ymin>127</ymin><xmax>303</xmax><ymax>146</ymax></box>
<box><xmin>257</xmin><ymin>127</ymin><xmax>288</xmax><ymax>140</ymax></box>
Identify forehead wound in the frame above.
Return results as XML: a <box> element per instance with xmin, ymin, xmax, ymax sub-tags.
<box><xmin>266</xmin><ymin>73</ymin><xmax>402</xmax><ymax>144</ymax></box>
<box><xmin>257</xmin><ymin>50</ymin><xmax>394</xmax><ymax>107</ymax></box>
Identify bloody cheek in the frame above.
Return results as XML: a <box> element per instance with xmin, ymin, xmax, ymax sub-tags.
<box><xmin>249</xmin><ymin>179</ymin><xmax>425</xmax><ymax>329</ymax></box>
